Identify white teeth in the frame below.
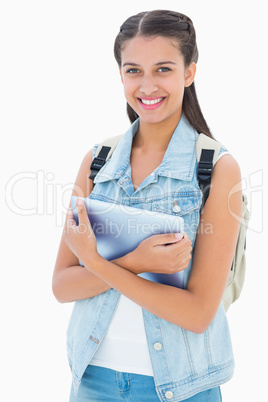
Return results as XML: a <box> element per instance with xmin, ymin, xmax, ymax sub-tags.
<box><xmin>140</xmin><ymin>98</ymin><xmax>164</xmax><ymax>105</ymax></box>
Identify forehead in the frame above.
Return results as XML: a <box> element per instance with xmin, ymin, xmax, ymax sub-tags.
<box><xmin>121</xmin><ymin>35</ymin><xmax>182</xmax><ymax>65</ymax></box>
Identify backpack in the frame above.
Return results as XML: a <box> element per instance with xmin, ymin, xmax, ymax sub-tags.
<box><xmin>89</xmin><ymin>133</ymin><xmax>249</xmax><ymax>312</ymax></box>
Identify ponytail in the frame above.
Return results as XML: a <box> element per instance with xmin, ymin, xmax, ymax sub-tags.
<box><xmin>126</xmin><ymin>103</ymin><xmax>139</xmax><ymax>124</ymax></box>
<box><xmin>182</xmin><ymin>83</ymin><xmax>212</xmax><ymax>137</ymax></box>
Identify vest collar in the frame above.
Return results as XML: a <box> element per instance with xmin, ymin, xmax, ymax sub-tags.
<box><xmin>94</xmin><ymin>114</ymin><xmax>198</xmax><ymax>184</ymax></box>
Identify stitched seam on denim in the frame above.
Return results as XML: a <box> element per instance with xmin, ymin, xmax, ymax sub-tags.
<box><xmin>188</xmin><ymin>132</ymin><xmax>198</xmax><ymax>180</ymax></box>
<box><xmin>181</xmin><ymin>328</ymin><xmax>195</xmax><ymax>376</ymax></box>
<box><xmin>204</xmin><ymin>328</ymin><xmax>214</xmax><ymax>369</ymax></box>
<box><xmin>89</xmin><ymin>193</ymin><xmax>199</xmax><ymax>205</ymax></box>
<box><xmin>157</xmin><ymin>364</ymin><xmax>233</xmax><ymax>401</ymax></box>
<box><xmin>153</xmin><ymin>190</ymin><xmax>201</xmax><ymax>198</ymax></box>
<box><xmin>90</xmin><ymin>189</ymin><xmax>202</xmax><ymax>204</ymax></box>
<box><xmin>153</xmin><ymin>204</ymin><xmax>199</xmax><ymax>216</ymax></box>
<box><xmin>158</xmin><ymin>317</ymin><xmax>172</xmax><ymax>385</ymax></box>
<box><xmin>177</xmin><ymin>382</ymin><xmax>226</xmax><ymax>402</ymax></box>
<box><xmin>140</xmin><ymin>192</ymin><xmax>201</xmax><ymax>203</ymax></box>
<box><xmin>67</xmin><ymin>298</ymin><xmax>92</xmax><ymax>363</ymax></box>
<box><xmin>158</xmin><ymin>359</ymin><xmax>233</xmax><ymax>389</ymax></box>
<box><xmin>129</xmin><ymin>185</ymin><xmax>151</xmax><ymax>207</ymax></box>
<box><xmin>117</xmin><ymin>371</ymin><xmax>131</xmax><ymax>394</ymax></box>
<box><xmin>76</xmin><ymin>291</ymin><xmax>120</xmax><ymax>382</ymax></box>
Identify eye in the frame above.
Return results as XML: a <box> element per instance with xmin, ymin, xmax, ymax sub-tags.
<box><xmin>126</xmin><ymin>68</ymin><xmax>140</xmax><ymax>74</ymax></box>
<box><xmin>157</xmin><ymin>67</ymin><xmax>171</xmax><ymax>72</ymax></box>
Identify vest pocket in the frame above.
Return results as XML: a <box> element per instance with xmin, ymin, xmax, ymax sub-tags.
<box><xmin>152</xmin><ymin>194</ymin><xmax>201</xmax><ymax>217</ymax></box>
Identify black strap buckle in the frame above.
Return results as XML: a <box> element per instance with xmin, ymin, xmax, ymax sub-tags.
<box><xmin>88</xmin><ymin>145</ymin><xmax>112</xmax><ymax>184</ymax></box>
<box><xmin>90</xmin><ymin>156</ymin><xmax>106</xmax><ymax>171</ymax></box>
<box><xmin>197</xmin><ymin>160</ymin><xmax>213</xmax><ymax>182</ymax></box>
<box><xmin>88</xmin><ymin>157</ymin><xmax>107</xmax><ymax>181</ymax></box>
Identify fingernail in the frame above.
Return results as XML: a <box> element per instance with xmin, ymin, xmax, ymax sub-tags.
<box><xmin>76</xmin><ymin>198</ymin><xmax>83</xmax><ymax>205</ymax></box>
<box><xmin>175</xmin><ymin>233</ymin><xmax>184</xmax><ymax>239</ymax></box>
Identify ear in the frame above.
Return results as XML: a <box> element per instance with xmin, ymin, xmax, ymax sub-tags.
<box><xmin>184</xmin><ymin>62</ymin><xmax>197</xmax><ymax>88</ymax></box>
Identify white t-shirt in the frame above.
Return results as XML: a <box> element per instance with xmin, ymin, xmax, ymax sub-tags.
<box><xmin>90</xmin><ymin>294</ymin><xmax>154</xmax><ymax>376</ymax></box>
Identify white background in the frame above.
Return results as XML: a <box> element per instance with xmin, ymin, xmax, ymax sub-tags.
<box><xmin>1</xmin><ymin>1</ymin><xmax>267</xmax><ymax>401</ymax></box>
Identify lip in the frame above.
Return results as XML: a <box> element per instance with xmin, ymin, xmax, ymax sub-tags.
<box><xmin>137</xmin><ymin>97</ymin><xmax>166</xmax><ymax>110</ymax></box>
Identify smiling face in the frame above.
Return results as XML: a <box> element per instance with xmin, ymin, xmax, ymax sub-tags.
<box><xmin>120</xmin><ymin>35</ymin><xmax>196</xmax><ymax>127</ymax></box>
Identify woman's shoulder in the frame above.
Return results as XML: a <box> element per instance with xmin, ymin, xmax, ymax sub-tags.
<box><xmin>73</xmin><ymin>148</ymin><xmax>94</xmax><ymax>198</ymax></box>
<box><xmin>81</xmin><ymin>147</ymin><xmax>94</xmax><ymax>165</ymax></box>
<box><xmin>215</xmin><ymin>152</ymin><xmax>241</xmax><ymax>180</ymax></box>
<box><xmin>210</xmin><ymin>135</ymin><xmax>241</xmax><ymax>181</ymax></box>
<box><xmin>210</xmin><ymin>153</ymin><xmax>242</xmax><ymax>212</ymax></box>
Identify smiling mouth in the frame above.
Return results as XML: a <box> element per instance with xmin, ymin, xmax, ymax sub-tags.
<box><xmin>139</xmin><ymin>97</ymin><xmax>165</xmax><ymax>105</ymax></box>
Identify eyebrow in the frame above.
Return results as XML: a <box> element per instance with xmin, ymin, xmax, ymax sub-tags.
<box><xmin>122</xmin><ymin>61</ymin><xmax>176</xmax><ymax>67</ymax></box>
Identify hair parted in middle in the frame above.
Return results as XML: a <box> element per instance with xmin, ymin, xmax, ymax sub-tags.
<box><xmin>114</xmin><ymin>10</ymin><xmax>213</xmax><ymax>138</ymax></box>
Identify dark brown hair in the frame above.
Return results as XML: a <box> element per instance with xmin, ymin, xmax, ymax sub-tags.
<box><xmin>114</xmin><ymin>10</ymin><xmax>213</xmax><ymax>138</ymax></box>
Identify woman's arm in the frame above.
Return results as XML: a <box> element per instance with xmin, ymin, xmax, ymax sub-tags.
<box><xmin>52</xmin><ymin>149</ymin><xmax>191</xmax><ymax>303</ymax></box>
<box><xmin>52</xmin><ymin>148</ymin><xmax>167</xmax><ymax>302</ymax></box>
<box><xmin>64</xmin><ymin>154</ymin><xmax>242</xmax><ymax>333</ymax></box>
<box><xmin>52</xmin><ymin>149</ymin><xmax>113</xmax><ymax>302</ymax></box>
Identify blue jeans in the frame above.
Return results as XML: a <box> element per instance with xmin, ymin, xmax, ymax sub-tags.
<box><xmin>69</xmin><ymin>365</ymin><xmax>222</xmax><ymax>401</ymax></box>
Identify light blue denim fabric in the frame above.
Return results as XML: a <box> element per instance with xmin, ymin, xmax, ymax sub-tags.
<box><xmin>67</xmin><ymin>114</ymin><xmax>234</xmax><ymax>401</ymax></box>
<box><xmin>69</xmin><ymin>365</ymin><xmax>222</xmax><ymax>402</ymax></box>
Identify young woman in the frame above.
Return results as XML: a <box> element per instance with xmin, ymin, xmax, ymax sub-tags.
<box><xmin>53</xmin><ymin>10</ymin><xmax>242</xmax><ymax>402</ymax></box>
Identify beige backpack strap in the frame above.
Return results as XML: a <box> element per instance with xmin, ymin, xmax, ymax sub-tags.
<box><xmin>95</xmin><ymin>134</ymin><xmax>123</xmax><ymax>162</ymax></box>
<box><xmin>196</xmin><ymin>133</ymin><xmax>222</xmax><ymax>166</ymax></box>
<box><xmin>89</xmin><ymin>134</ymin><xmax>123</xmax><ymax>182</ymax></box>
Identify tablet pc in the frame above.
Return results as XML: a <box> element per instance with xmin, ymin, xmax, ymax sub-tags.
<box><xmin>71</xmin><ymin>196</ymin><xmax>185</xmax><ymax>288</ymax></box>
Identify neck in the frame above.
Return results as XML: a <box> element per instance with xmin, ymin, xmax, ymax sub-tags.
<box><xmin>134</xmin><ymin>112</ymin><xmax>182</xmax><ymax>152</ymax></box>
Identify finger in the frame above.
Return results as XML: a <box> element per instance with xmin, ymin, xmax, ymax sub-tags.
<box><xmin>66</xmin><ymin>206</ymin><xmax>74</xmax><ymax>220</ymax></box>
<box><xmin>152</xmin><ymin>232</ymin><xmax>184</xmax><ymax>247</ymax></box>
<box><xmin>182</xmin><ymin>232</ymin><xmax>191</xmax><ymax>242</ymax></box>
<box><xmin>176</xmin><ymin>254</ymin><xmax>192</xmax><ymax>272</ymax></box>
<box><xmin>76</xmin><ymin>198</ymin><xmax>90</xmax><ymax>225</ymax></box>
<box><xmin>176</xmin><ymin>245</ymin><xmax>193</xmax><ymax>258</ymax></box>
<box><xmin>173</xmin><ymin>234</ymin><xmax>192</xmax><ymax>250</ymax></box>
<box><xmin>66</xmin><ymin>207</ymin><xmax>77</xmax><ymax>229</ymax></box>
<box><xmin>68</xmin><ymin>219</ymin><xmax>76</xmax><ymax>227</ymax></box>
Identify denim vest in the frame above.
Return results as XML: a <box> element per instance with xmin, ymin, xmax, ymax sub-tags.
<box><xmin>67</xmin><ymin>114</ymin><xmax>234</xmax><ymax>401</ymax></box>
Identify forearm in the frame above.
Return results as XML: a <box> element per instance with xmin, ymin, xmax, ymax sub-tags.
<box><xmin>112</xmin><ymin>251</ymin><xmax>142</xmax><ymax>274</ymax></box>
<box><xmin>84</xmin><ymin>254</ymin><xmax>205</xmax><ymax>334</ymax></box>
<box><xmin>52</xmin><ymin>265</ymin><xmax>111</xmax><ymax>303</ymax></box>
<box><xmin>52</xmin><ymin>253</ymin><xmax>139</xmax><ymax>303</ymax></box>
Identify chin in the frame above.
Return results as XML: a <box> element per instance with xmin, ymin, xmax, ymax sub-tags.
<box><xmin>139</xmin><ymin>114</ymin><xmax>177</xmax><ymax>126</ymax></box>
<box><xmin>138</xmin><ymin>112</ymin><xmax>166</xmax><ymax>125</ymax></box>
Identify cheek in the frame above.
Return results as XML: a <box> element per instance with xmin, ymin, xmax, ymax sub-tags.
<box><xmin>123</xmin><ymin>79</ymin><xmax>138</xmax><ymax>101</ymax></box>
<box><xmin>167</xmin><ymin>79</ymin><xmax>185</xmax><ymax>102</ymax></box>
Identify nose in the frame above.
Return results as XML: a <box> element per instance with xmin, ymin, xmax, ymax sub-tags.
<box><xmin>140</xmin><ymin>74</ymin><xmax>158</xmax><ymax>95</ymax></box>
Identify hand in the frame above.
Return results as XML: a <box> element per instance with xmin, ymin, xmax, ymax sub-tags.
<box><xmin>130</xmin><ymin>232</ymin><xmax>192</xmax><ymax>275</ymax></box>
<box><xmin>63</xmin><ymin>198</ymin><xmax>98</xmax><ymax>265</ymax></box>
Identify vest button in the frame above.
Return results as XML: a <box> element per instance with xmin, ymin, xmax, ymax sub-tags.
<box><xmin>165</xmin><ymin>390</ymin><xmax>174</xmax><ymax>399</ymax></box>
<box><xmin>153</xmin><ymin>342</ymin><xmax>162</xmax><ymax>351</ymax></box>
<box><xmin>173</xmin><ymin>201</ymin><xmax>181</xmax><ymax>213</ymax></box>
